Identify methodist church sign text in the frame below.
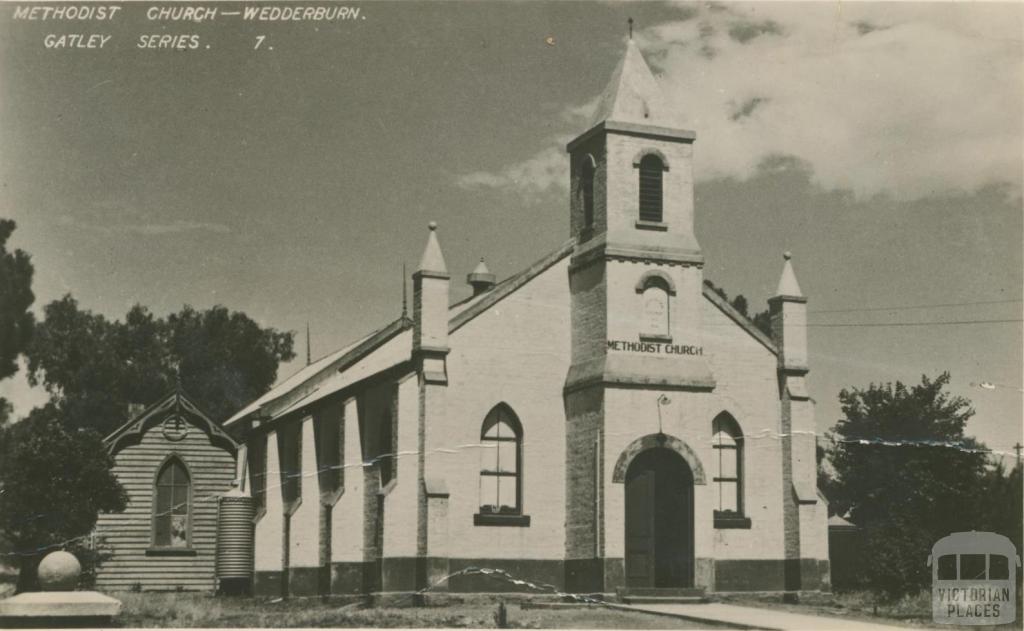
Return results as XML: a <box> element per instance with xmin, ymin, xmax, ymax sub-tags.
<box><xmin>608</xmin><ymin>340</ymin><xmax>704</xmax><ymax>356</ymax></box>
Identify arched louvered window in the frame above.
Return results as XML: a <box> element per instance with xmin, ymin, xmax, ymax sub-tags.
<box><xmin>712</xmin><ymin>413</ymin><xmax>744</xmax><ymax>515</ymax></box>
<box><xmin>153</xmin><ymin>457</ymin><xmax>191</xmax><ymax>548</ymax></box>
<box><xmin>638</xmin><ymin>154</ymin><xmax>664</xmax><ymax>223</ymax></box>
<box><xmin>478</xmin><ymin>404</ymin><xmax>523</xmax><ymax>516</ymax></box>
<box><xmin>581</xmin><ymin>156</ymin><xmax>596</xmax><ymax>229</ymax></box>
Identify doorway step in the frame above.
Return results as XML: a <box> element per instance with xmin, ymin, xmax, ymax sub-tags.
<box><xmin>617</xmin><ymin>587</ymin><xmax>708</xmax><ymax>604</ymax></box>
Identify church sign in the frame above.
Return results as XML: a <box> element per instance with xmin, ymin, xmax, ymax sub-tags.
<box><xmin>607</xmin><ymin>340</ymin><xmax>704</xmax><ymax>356</ymax></box>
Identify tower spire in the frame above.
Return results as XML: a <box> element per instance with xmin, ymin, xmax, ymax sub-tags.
<box><xmin>587</xmin><ymin>36</ymin><xmax>682</xmax><ymax>129</ymax></box>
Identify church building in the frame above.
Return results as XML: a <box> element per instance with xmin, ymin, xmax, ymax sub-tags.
<box><xmin>224</xmin><ymin>40</ymin><xmax>830</xmax><ymax>599</ymax></box>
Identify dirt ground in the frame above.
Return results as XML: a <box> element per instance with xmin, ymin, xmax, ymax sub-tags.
<box><xmin>112</xmin><ymin>593</ymin><xmax>722</xmax><ymax>628</ymax></box>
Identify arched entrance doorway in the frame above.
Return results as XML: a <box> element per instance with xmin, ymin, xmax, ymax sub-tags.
<box><xmin>625</xmin><ymin>447</ymin><xmax>694</xmax><ymax>588</ymax></box>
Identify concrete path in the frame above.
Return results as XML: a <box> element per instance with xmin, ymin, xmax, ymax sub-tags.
<box><xmin>616</xmin><ymin>602</ymin><xmax>946</xmax><ymax>631</ymax></box>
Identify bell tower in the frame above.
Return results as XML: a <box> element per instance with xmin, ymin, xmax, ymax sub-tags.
<box><xmin>563</xmin><ymin>38</ymin><xmax>716</xmax><ymax>595</ymax></box>
<box><xmin>564</xmin><ymin>39</ymin><xmax>712</xmax><ymax>392</ymax></box>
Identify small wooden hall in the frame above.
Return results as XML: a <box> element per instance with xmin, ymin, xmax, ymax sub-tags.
<box><xmin>94</xmin><ymin>390</ymin><xmax>238</xmax><ymax>592</ymax></box>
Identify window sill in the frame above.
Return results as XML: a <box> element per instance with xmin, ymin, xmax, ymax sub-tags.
<box><xmin>635</xmin><ymin>219</ymin><xmax>668</xmax><ymax>232</ymax></box>
<box><xmin>713</xmin><ymin>514</ymin><xmax>752</xmax><ymax>529</ymax></box>
<box><xmin>474</xmin><ymin>513</ymin><xmax>531</xmax><ymax>527</ymax></box>
<box><xmin>640</xmin><ymin>333</ymin><xmax>672</xmax><ymax>343</ymax></box>
<box><xmin>146</xmin><ymin>547</ymin><xmax>197</xmax><ymax>557</ymax></box>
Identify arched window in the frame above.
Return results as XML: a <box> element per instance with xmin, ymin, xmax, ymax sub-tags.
<box><xmin>154</xmin><ymin>457</ymin><xmax>191</xmax><ymax>548</ymax></box>
<box><xmin>712</xmin><ymin>414</ymin><xmax>743</xmax><ymax>515</ymax></box>
<box><xmin>640</xmin><ymin>276</ymin><xmax>671</xmax><ymax>339</ymax></box>
<box><xmin>638</xmin><ymin>154</ymin><xmax>664</xmax><ymax>223</ymax></box>
<box><xmin>478</xmin><ymin>404</ymin><xmax>523</xmax><ymax>516</ymax></box>
<box><xmin>581</xmin><ymin>156</ymin><xmax>596</xmax><ymax>229</ymax></box>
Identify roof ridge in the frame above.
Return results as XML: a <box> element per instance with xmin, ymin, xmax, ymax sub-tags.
<box><xmin>449</xmin><ymin>237</ymin><xmax>576</xmax><ymax>334</ymax></box>
<box><xmin>702</xmin><ymin>283</ymin><xmax>778</xmax><ymax>354</ymax></box>
<box><xmin>224</xmin><ymin>316</ymin><xmax>410</xmax><ymax>426</ymax></box>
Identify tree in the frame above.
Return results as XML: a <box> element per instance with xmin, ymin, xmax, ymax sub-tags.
<box><xmin>976</xmin><ymin>460</ymin><xmax>1023</xmax><ymax>559</ymax></box>
<box><xmin>826</xmin><ymin>373</ymin><xmax>989</xmax><ymax>598</ymax></box>
<box><xmin>0</xmin><ymin>219</ymin><xmax>35</xmax><ymax>381</ymax></box>
<box><xmin>730</xmin><ymin>294</ymin><xmax>749</xmax><ymax>317</ymax></box>
<box><xmin>26</xmin><ymin>296</ymin><xmax>295</xmax><ymax>435</ymax></box>
<box><xmin>702</xmin><ymin>280</ymin><xmax>773</xmax><ymax>337</ymax></box>
<box><xmin>752</xmin><ymin>309</ymin><xmax>772</xmax><ymax>338</ymax></box>
<box><xmin>168</xmin><ymin>305</ymin><xmax>296</xmax><ymax>423</ymax></box>
<box><xmin>0</xmin><ymin>409</ymin><xmax>126</xmax><ymax>592</ymax></box>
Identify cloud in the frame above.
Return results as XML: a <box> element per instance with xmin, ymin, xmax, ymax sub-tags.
<box><xmin>727</xmin><ymin>19</ymin><xmax>784</xmax><ymax>44</ymax></box>
<box><xmin>58</xmin><ymin>216</ymin><xmax>231</xmax><ymax>236</ymax></box>
<box><xmin>457</xmin><ymin>136</ymin><xmax>572</xmax><ymax>198</ymax></box>
<box><xmin>458</xmin><ymin>3</ymin><xmax>1022</xmax><ymax>201</ymax></box>
<box><xmin>729</xmin><ymin>96</ymin><xmax>769</xmax><ymax>121</ymax></box>
<box><xmin>125</xmin><ymin>221</ymin><xmax>231</xmax><ymax>235</ymax></box>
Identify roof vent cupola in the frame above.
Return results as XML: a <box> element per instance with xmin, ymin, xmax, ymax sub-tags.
<box><xmin>467</xmin><ymin>259</ymin><xmax>496</xmax><ymax>296</ymax></box>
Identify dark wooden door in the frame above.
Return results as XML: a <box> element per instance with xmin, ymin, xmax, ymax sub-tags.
<box><xmin>625</xmin><ymin>447</ymin><xmax>694</xmax><ymax>588</ymax></box>
<box><xmin>625</xmin><ymin>466</ymin><xmax>656</xmax><ymax>586</ymax></box>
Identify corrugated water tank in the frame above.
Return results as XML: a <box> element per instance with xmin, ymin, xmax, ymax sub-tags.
<box><xmin>215</xmin><ymin>489</ymin><xmax>254</xmax><ymax>594</ymax></box>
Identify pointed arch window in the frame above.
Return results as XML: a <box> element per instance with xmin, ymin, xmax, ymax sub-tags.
<box><xmin>153</xmin><ymin>457</ymin><xmax>191</xmax><ymax>548</ymax></box>
<box><xmin>475</xmin><ymin>404</ymin><xmax>529</xmax><ymax>526</ymax></box>
<box><xmin>581</xmin><ymin>155</ymin><xmax>596</xmax><ymax>229</ymax></box>
<box><xmin>712</xmin><ymin>414</ymin><xmax>749</xmax><ymax>527</ymax></box>
<box><xmin>638</xmin><ymin>154</ymin><xmax>664</xmax><ymax>223</ymax></box>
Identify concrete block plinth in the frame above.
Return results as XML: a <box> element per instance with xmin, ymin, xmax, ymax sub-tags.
<box><xmin>0</xmin><ymin>591</ymin><xmax>122</xmax><ymax>627</ymax></box>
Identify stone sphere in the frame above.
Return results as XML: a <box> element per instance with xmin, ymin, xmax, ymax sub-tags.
<box><xmin>37</xmin><ymin>551</ymin><xmax>81</xmax><ymax>591</ymax></box>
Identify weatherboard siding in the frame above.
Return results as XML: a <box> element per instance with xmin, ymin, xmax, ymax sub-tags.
<box><xmin>94</xmin><ymin>422</ymin><xmax>236</xmax><ymax>592</ymax></box>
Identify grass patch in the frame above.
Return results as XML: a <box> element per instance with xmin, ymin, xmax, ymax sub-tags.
<box><xmin>114</xmin><ymin>593</ymin><xmax>711</xmax><ymax>628</ymax></box>
<box><xmin>720</xmin><ymin>589</ymin><xmax>1023</xmax><ymax>630</ymax></box>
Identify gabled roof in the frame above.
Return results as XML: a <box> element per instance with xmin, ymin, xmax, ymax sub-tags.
<box><xmin>225</xmin><ymin>237</ymin><xmax>778</xmax><ymax>430</ymax></box>
<box><xmin>224</xmin><ymin>317</ymin><xmax>410</xmax><ymax>427</ymax></box>
<box><xmin>589</xmin><ymin>39</ymin><xmax>683</xmax><ymax>130</ymax></box>
<box><xmin>224</xmin><ymin>240</ymin><xmax>576</xmax><ymax>429</ymax></box>
<box><xmin>828</xmin><ymin>513</ymin><xmax>858</xmax><ymax>530</ymax></box>
<box><xmin>702</xmin><ymin>283</ymin><xmax>778</xmax><ymax>355</ymax></box>
<box><xmin>104</xmin><ymin>389</ymin><xmax>237</xmax><ymax>455</ymax></box>
<box><xmin>450</xmin><ymin>238</ymin><xmax>576</xmax><ymax>334</ymax></box>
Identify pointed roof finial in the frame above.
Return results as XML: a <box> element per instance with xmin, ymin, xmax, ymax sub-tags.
<box><xmin>305</xmin><ymin>322</ymin><xmax>311</xmax><ymax>365</ymax></box>
<box><xmin>775</xmin><ymin>251</ymin><xmax>804</xmax><ymax>298</ymax></box>
<box><xmin>628</xmin><ymin>17</ymin><xmax>634</xmax><ymax>40</ymax></box>
<box><xmin>417</xmin><ymin>221</ymin><xmax>448</xmax><ymax>276</ymax></box>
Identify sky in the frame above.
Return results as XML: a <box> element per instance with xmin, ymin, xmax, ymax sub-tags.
<box><xmin>1</xmin><ymin>1</ymin><xmax>1021</xmax><ymax>464</ymax></box>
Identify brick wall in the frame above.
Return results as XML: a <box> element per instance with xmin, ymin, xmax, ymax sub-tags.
<box><xmin>440</xmin><ymin>256</ymin><xmax>573</xmax><ymax>561</ymax></box>
<box><xmin>254</xmin><ymin>429</ymin><xmax>283</xmax><ymax>574</ymax></box>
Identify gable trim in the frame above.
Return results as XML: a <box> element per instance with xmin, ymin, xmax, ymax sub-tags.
<box><xmin>104</xmin><ymin>389</ymin><xmax>238</xmax><ymax>456</ymax></box>
<box><xmin>702</xmin><ymin>285</ymin><xmax>778</xmax><ymax>355</ymax></box>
